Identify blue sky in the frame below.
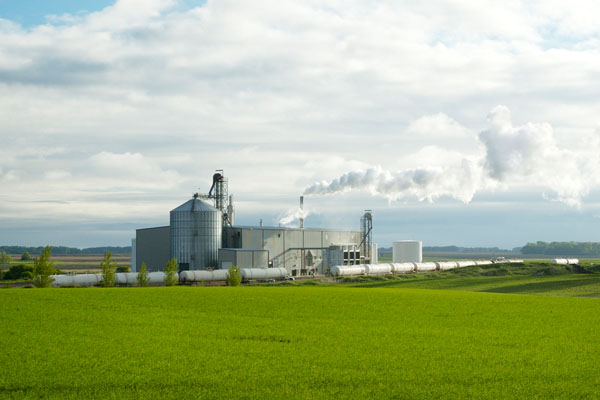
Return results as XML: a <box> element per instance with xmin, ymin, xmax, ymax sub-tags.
<box><xmin>0</xmin><ymin>0</ymin><xmax>114</xmax><ymax>26</ymax></box>
<box><xmin>1</xmin><ymin>0</ymin><xmax>600</xmax><ymax>249</ymax></box>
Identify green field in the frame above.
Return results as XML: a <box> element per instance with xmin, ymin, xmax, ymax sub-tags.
<box><xmin>2</xmin><ymin>281</ymin><xmax>600</xmax><ymax>398</ymax></box>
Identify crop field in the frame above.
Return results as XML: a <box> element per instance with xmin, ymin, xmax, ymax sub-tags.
<box><xmin>2</xmin><ymin>254</ymin><xmax>131</xmax><ymax>272</ymax></box>
<box><xmin>2</xmin><ymin>285</ymin><xmax>600</xmax><ymax>399</ymax></box>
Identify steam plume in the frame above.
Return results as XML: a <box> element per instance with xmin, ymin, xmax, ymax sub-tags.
<box><xmin>304</xmin><ymin>106</ymin><xmax>599</xmax><ymax>206</ymax></box>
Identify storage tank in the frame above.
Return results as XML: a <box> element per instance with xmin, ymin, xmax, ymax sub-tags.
<box><xmin>390</xmin><ymin>263</ymin><xmax>415</xmax><ymax>273</ymax></box>
<box><xmin>551</xmin><ymin>259</ymin><xmax>568</xmax><ymax>265</ymax></box>
<box><xmin>567</xmin><ymin>258</ymin><xmax>579</xmax><ymax>265</ymax></box>
<box><xmin>435</xmin><ymin>261</ymin><xmax>458</xmax><ymax>271</ymax></box>
<box><xmin>413</xmin><ymin>262</ymin><xmax>437</xmax><ymax>272</ymax></box>
<box><xmin>393</xmin><ymin>240</ymin><xmax>422</xmax><ymax>263</ymax></box>
<box><xmin>180</xmin><ymin>269</ymin><xmax>229</xmax><ymax>283</ymax></box>
<box><xmin>330</xmin><ymin>265</ymin><xmax>366</xmax><ymax>277</ymax></box>
<box><xmin>241</xmin><ymin>268</ymin><xmax>288</xmax><ymax>280</ymax></box>
<box><xmin>170</xmin><ymin>196</ymin><xmax>222</xmax><ymax>270</ymax></box>
<box><xmin>364</xmin><ymin>264</ymin><xmax>392</xmax><ymax>275</ymax></box>
<box><xmin>456</xmin><ymin>261</ymin><xmax>476</xmax><ymax>268</ymax></box>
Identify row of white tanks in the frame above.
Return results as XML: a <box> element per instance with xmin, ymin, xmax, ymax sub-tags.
<box><xmin>330</xmin><ymin>259</ymin><xmax>524</xmax><ymax>277</ymax></box>
<box><xmin>50</xmin><ymin>268</ymin><xmax>289</xmax><ymax>287</ymax></box>
<box><xmin>551</xmin><ymin>259</ymin><xmax>579</xmax><ymax>265</ymax></box>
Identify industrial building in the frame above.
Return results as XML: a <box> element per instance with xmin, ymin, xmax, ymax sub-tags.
<box><xmin>134</xmin><ymin>171</ymin><xmax>375</xmax><ymax>276</ymax></box>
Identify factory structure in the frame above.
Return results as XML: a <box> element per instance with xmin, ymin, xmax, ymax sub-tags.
<box><xmin>133</xmin><ymin>171</ymin><xmax>378</xmax><ymax>277</ymax></box>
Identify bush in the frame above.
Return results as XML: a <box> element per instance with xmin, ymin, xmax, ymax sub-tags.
<box><xmin>21</xmin><ymin>251</ymin><xmax>32</xmax><ymax>261</ymax></box>
<box><xmin>226</xmin><ymin>265</ymin><xmax>242</xmax><ymax>286</ymax></box>
<box><xmin>137</xmin><ymin>262</ymin><xmax>149</xmax><ymax>287</ymax></box>
<box><xmin>164</xmin><ymin>258</ymin><xmax>178</xmax><ymax>286</ymax></box>
<box><xmin>21</xmin><ymin>271</ymin><xmax>33</xmax><ymax>280</ymax></box>
<box><xmin>3</xmin><ymin>264</ymin><xmax>34</xmax><ymax>280</ymax></box>
<box><xmin>116</xmin><ymin>266</ymin><xmax>131</xmax><ymax>273</ymax></box>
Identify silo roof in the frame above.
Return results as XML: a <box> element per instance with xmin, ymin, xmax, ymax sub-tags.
<box><xmin>171</xmin><ymin>198</ymin><xmax>219</xmax><ymax>212</ymax></box>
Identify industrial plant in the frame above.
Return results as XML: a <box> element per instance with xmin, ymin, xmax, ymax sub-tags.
<box><xmin>133</xmin><ymin>170</ymin><xmax>376</xmax><ymax>278</ymax></box>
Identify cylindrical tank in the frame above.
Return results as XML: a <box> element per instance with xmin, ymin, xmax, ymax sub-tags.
<box><xmin>567</xmin><ymin>259</ymin><xmax>579</xmax><ymax>265</ymax></box>
<box><xmin>414</xmin><ymin>262</ymin><xmax>437</xmax><ymax>272</ymax></box>
<box><xmin>51</xmin><ymin>273</ymin><xmax>102</xmax><ymax>287</ymax></box>
<box><xmin>180</xmin><ymin>269</ymin><xmax>229</xmax><ymax>282</ymax></box>
<box><xmin>170</xmin><ymin>197</ymin><xmax>222</xmax><ymax>270</ymax></box>
<box><xmin>241</xmin><ymin>268</ymin><xmax>288</xmax><ymax>280</ymax></box>
<box><xmin>364</xmin><ymin>264</ymin><xmax>392</xmax><ymax>275</ymax></box>
<box><xmin>115</xmin><ymin>272</ymin><xmax>138</xmax><ymax>285</ymax></box>
<box><xmin>390</xmin><ymin>263</ymin><xmax>415</xmax><ymax>273</ymax></box>
<box><xmin>148</xmin><ymin>272</ymin><xmax>171</xmax><ymax>284</ymax></box>
<box><xmin>551</xmin><ymin>259</ymin><xmax>568</xmax><ymax>265</ymax></box>
<box><xmin>330</xmin><ymin>265</ymin><xmax>366</xmax><ymax>277</ymax></box>
<box><xmin>475</xmin><ymin>260</ymin><xmax>493</xmax><ymax>266</ymax></box>
<box><xmin>435</xmin><ymin>261</ymin><xmax>458</xmax><ymax>271</ymax></box>
<box><xmin>393</xmin><ymin>240</ymin><xmax>422</xmax><ymax>263</ymax></box>
<box><xmin>456</xmin><ymin>261</ymin><xmax>476</xmax><ymax>268</ymax></box>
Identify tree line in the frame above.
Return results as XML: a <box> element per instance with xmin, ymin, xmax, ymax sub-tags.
<box><xmin>0</xmin><ymin>246</ymin><xmax>131</xmax><ymax>255</ymax></box>
<box><xmin>521</xmin><ymin>241</ymin><xmax>600</xmax><ymax>256</ymax></box>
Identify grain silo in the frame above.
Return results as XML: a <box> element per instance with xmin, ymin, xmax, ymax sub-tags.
<box><xmin>170</xmin><ymin>195</ymin><xmax>222</xmax><ymax>270</ymax></box>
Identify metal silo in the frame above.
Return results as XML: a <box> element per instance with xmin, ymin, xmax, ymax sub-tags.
<box><xmin>170</xmin><ymin>195</ymin><xmax>222</xmax><ymax>270</ymax></box>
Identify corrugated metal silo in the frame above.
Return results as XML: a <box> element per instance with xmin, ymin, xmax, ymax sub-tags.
<box><xmin>170</xmin><ymin>196</ymin><xmax>222</xmax><ymax>270</ymax></box>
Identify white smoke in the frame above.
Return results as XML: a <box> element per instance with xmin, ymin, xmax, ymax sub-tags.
<box><xmin>278</xmin><ymin>207</ymin><xmax>310</xmax><ymax>226</ymax></box>
<box><xmin>304</xmin><ymin>106</ymin><xmax>600</xmax><ymax>206</ymax></box>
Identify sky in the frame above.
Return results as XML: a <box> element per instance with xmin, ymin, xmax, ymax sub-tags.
<box><xmin>1</xmin><ymin>0</ymin><xmax>600</xmax><ymax>249</ymax></box>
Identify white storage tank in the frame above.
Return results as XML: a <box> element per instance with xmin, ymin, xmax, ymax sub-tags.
<box><xmin>551</xmin><ymin>259</ymin><xmax>568</xmax><ymax>265</ymax></box>
<box><xmin>180</xmin><ymin>269</ymin><xmax>229</xmax><ymax>282</ymax></box>
<box><xmin>330</xmin><ymin>265</ymin><xmax>366</xmax><ymax>277</ymax></box>
<box><xmin>567</xmin><ymin>259</ymin><xmax>579</xmax><ymax>265</ymax></box>
<box><xmin>456</xmin><ymin>261</ymin><xmax>476</xmax><ymax>268</ymax></box>
<box><xmin>390</xmin><ymin>263</ymin><xmax>415</xmax><ymax>273</ymax></box>
<box><xmin>413</xmin><ymin>262</ymin><xmax>437</xmax><ymax>272</ymax></box>
<box><xmin>364</xmin><ymin>264</ymin><xmax>392</xmax><ymax>275</ymax></box>
<box><xmin>241</xmin><ymin>268</ymin><xmax>288</xmax><ymax>280</ymax></box>
<box><xmin>393</xmin><ymin>240</ymin><xmax>422</xmax><ymax>263</ymax></box>
<box><xmin>435</xmin><ymin>261</ymin><xmax>458</xmax><ymax>271</ymax></box>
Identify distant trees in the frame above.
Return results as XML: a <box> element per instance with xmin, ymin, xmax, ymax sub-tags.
<box><xmin>164</xmin><ymin>258</ymin><xmax>178</xmax><ymax>286</ymax></box>
<box><xmin>521</xmin><ymin>241</ymin><xmax>600</xmax><ymax>256</ymax></box>
<box><xmin>0</xmin><ymin>251</ymin><xmax>11</xmax><ymax>267</ymax></box>
<box><xmin>33</xmin><ymin>246</ymin><xmax>55</xmax><ymax>288</ymax></box>
<box><xmin>226</xmin><ymin>265</ymin><xmax>242</xmax><ymax>286</ymax></box>
<box><xmin>137</xmin><ymin>262</ymin><xmax>149</xmax><ymax>287</ymax></box>
<box><xmin>100</xmin><ymin>251</ymin><xmax>117</xmax><ymax>287</ymax></box>
<box><xmin>21</xmin><ymin>251</ymin><xmax>32</xmax><ymax>261</ymax></box>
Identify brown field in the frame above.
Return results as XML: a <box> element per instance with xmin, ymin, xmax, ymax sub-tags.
<box><xmin>6</xmin><ymin>253</ymin><xmax>131</xmax><ymax>272</ymax></box>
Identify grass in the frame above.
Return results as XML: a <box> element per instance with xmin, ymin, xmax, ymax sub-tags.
<box><xmin>2</xmin><ymin>286</ymin><xmax>600</xmax><ymax>399</ymax></box>
<box><xmin>331</xmin><ymin>262</ymin><xmax>600</xmax><ymax>297</ymax></box>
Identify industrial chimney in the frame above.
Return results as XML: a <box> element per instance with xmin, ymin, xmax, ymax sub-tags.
<box><xmin>299</xmin><ymin>196</ymin><xmax>304</xmax><ymax>228</ymax></box>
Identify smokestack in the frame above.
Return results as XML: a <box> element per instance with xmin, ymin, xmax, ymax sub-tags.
<box><xmin>299</xmin><ymin>196</ymin><xmax>304</xmax><ymax>228</ymax></box>
<box><xmin>260</xmin><ymin>219</ymin><xmax>263</xmax><ymax>227</ymax></box>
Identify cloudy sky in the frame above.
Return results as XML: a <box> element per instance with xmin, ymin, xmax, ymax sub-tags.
<box><xmin>1</xmin><ymin>0</ymin><xmax>600</xmax><ymax>249</ymax></box>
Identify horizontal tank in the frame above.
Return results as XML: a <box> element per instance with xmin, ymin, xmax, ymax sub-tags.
<box><xmin>180</xmin><ymin>269</ymin><xmax>229</xmax><ymax>283</ymax></box>
<box><xmin>51</xmin><ymin>273</ymin><xmax>102</xmax><ymax>287</ymax></box>
<box><xmin>390</xmin><ymin>263</ymin><xmax>415</xmax><ymax>273</ymax></box>
<box><xmin>567</xmin><ymin>259</ymin><xmax>579</xmax><ymax>264</ymax></box>
<box><xmin>456</xmin><ymin>261</ymin><xmax>476</xmax><ymax>268</ymax></box>
<box><xmin>475</xmin><ymin>260</ymin><xmax>493</xmax><ymax>266</ymax></box>
<box><xmin>413</xmin><ymin>262</ymin><xmax>437</xmax><ymax>272</ymax></box>
<box><xmin>116</xmin><ymin>272</ymin><xmax>138</xmax><ymax>285</ymax></box>
<box><xmin>330</xmin><ymin>265</ymin><xmax>366</xmax><ymax>277</ymax></box>
<box><xmin>435</xmin><ymin>261</ymin><xmax>458</xmax><ymax>271</ymax></box>
<box><xmin>241</xmin><ymin>268</ymin><xmax>288</xmax><ymax>280</ymax></box>
<box><xmin>364</xmin><ymin>264</ymin><xmax>392</xmax><ymax>275</ymax></box>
